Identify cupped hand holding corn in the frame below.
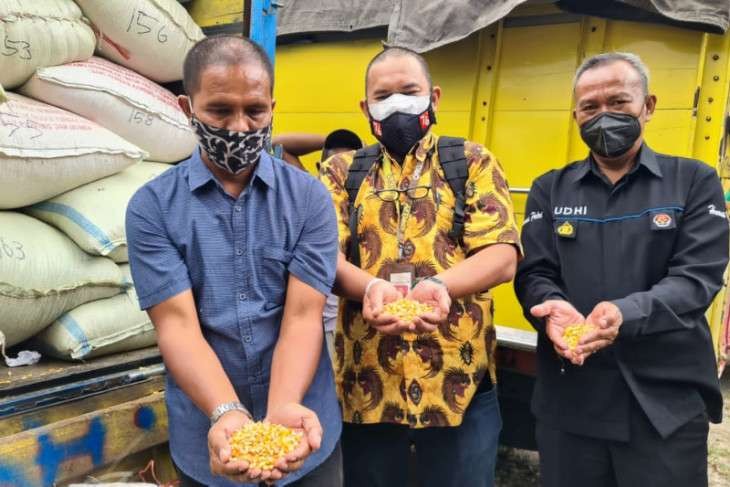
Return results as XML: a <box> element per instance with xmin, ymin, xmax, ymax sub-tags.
<box><xmin>230</xmin><ymin>422</ymin><xmax>303</xmax><ymax>471</ymax></box>
<box><xmin>562</xmin><ymin>323</ymin><xmax>597</xmax><ymax>350</ymax></box>
<box><xmin>383</xmin><ymin>298</ymin><xmax>434</xmax><ymax>323</ymax></box>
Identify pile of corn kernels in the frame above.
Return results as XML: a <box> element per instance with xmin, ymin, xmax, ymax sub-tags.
<box><xmin>229</xmin><ymin>422</ymin><xmax>302</xmax><ymax>470</ymax></box>
<box><xmin>562</xmin><ymin>323</ymin><xmax>597</xmax><ymax>350</ymax></box>
<box><xmin>383</xmin><ymin>299</ymin><xmax>433</xmax><ymax>323</ymax></box>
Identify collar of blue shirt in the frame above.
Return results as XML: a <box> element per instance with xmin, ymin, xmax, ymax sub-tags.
<box><xmin>573</xmin><ymin>142</ymin><xmax>663</xmax><ymax>183</ymax></box>
<box><xmin>187</xmin><ymin>148</ymin><xmax>278</xmax><ymax>193</ymax></box>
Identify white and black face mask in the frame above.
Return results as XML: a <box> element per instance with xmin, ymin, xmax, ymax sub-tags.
<box><xmin>367</xmin><ymin>93</ymin><xmax>435</xmax><ymax>158</ymax></box>
<box><xmin>188</xmin><ymin>101</ymin><xmax>272</xmax><ymax>175</ymax></box>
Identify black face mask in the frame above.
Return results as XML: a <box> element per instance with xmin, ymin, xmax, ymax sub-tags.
<box><xmin>369</xmin><ymin>105</ymin><xmax>436</xmax><ymax>158</ymax></box>
<box><xmin>579</xmin><ymin>111</ymin><xmax>642</xmax><ymax>158</ymax></box>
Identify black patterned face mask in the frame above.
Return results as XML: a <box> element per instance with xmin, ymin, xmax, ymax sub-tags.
<box><xmin>190</xmin><ymin>115</ymin><xmax>271</xmax><ymax>175</ymax></box>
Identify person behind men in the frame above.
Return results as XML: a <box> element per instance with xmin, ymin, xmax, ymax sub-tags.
<box><xmin>515</xmin><ymin>52</ymin><xmax>729</xmax><ymax>487</ymax></box>
<box><xmin>272</xmin><ymin>129</ymin><xmax>363</xmax><ymax>174</ymax></box>
<box><xmin>319</xmin><ymin>47</ymin><xmax>521</xmax><ymax>487</ymax></box>
<box><xmin>125</xmin><ymin>35</ymin><xmax>342</xmax><ymax>486</ymax></box>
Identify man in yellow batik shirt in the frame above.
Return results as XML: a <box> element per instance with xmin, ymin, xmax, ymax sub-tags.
<box><xmin>320</xmin><ymin>47</ymin><xmax>521</xmax><ymax>487</ymax></box>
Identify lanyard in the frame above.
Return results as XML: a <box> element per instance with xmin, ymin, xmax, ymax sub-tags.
<box><xmin>382</xmin><ymin>155</ymin><xmax>426</xmax><ymax>260</ymax></box>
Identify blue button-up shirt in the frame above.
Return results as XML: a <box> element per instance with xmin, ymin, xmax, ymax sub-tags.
<box><xmin>126</xmin><ymin>150</ymin><xmax>341</xmax><ymax>486</ymax></box>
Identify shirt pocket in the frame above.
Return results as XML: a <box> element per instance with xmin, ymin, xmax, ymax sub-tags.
<box><xmin>257</xmin><ymin>246</ymin><xmax>293</xmax><ymax>311</ymax></box>
<box><xmin>648</xmin><ymin>209</ymin><xmax>680</xmax><ymax>252</ymax></box>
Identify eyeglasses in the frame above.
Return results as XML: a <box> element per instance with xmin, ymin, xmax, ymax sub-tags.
<box><xmin>371</xmin><ymin>186</ymin><xmax>431</xmax><ymax>202</ymax></box>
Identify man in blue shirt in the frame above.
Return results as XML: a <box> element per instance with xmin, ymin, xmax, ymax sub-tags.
<box><xmin>126</xmin><ymin>35</ymin><xmax>342</xmax><ymax>486</ymax></box>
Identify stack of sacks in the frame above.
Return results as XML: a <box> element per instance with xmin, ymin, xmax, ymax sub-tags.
<box><xmin>0</xmin><ymin>0</ymin><xmax>205</xmax><ymax>359</ymax></box>
<box><xmin>0</xmin><ymin>0</ymin><xmax>95</xmax><ymax>89</ymax></box>
<box><xmin>74</xmin><ymin>0</ymin><xmax>205</xmax><ymax>83</ymax></box>
<box><xmin>20</xmin><ymin>57</ymin><xmax>196</xmax><ymax>163</ymax></box>
<box><xmin>21</xmin><ymin>163</ymin><xmax>173</xmax><ymax>358</ymax></box>
<box><xmin>34</xmin><ymin>265</ymin><xmax>157</xmax><ymax>360</ymax></box>
<box><xmin>0</xmin><ymin>212</ymin><xmax>126</xmax><ymax>348</ymax></box>
<box><xmin>26</xmin><ymin>162</ymin><xmax>173</xmax><ymax>263</ymax></box>
<box><xmin>0</xmin><ymin>93</ymin><xmax>146</xmax><ymax>209</ymax></box>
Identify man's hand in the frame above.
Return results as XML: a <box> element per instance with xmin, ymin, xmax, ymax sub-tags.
<box><xmin>362</xmin><ymin>279</ymin><xmax>411</xmax><ymax>334</ymax></box>
<box><xmin>575</xmin><ymin>301</ymin><xmax>623</xmax><ymax>362</ymax></box>
<box><xmin>266</xmin><ymin>403</ymin><xmax>322</xmax><ymax>479</ymax></box>
<box><xmin>208</xmin><ymin>410</ymin><xmax>260</xmax><ymax>483</ymax></box>
<box><xmin>530</xmin><ymin>300</ymin><xmax>585</xmax><ymax>364</ymax></box>
<box><xmin>407</xmin><ymin>278</ymin><xmax>451</xmax><ymax>334</ymax></box>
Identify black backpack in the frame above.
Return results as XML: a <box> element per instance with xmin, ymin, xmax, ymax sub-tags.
<box><xmin>343</xmin><ymin>136</ymin><xmax>468</xmax><ymax>267</ymax></box>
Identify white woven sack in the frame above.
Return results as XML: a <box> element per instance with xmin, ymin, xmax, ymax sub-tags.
<box><xmin>34</xmin><ymin>265</ymin><xmax>156</xmax><ymax>360</ymax></box>
<box><xmin>0</xmin><ymin>83</ymin><xmax>6</xmax><ymax>104</ymax></box>
<box><xmin>0</xmin><ymin>93</ymin><xmax>146</xmax><ymax>209</ymax></box>
<box><xmin>75</xmin><ymin>0</ymin><xmax>204</xmax><ymax>83</ymax></box>
<box><xmin>0</xmin><ymin>0</ymin><xmax>95</xmax><ymax>88</ymax></box>
<box><xmin>26</xmin><ymin>162</ymin><xmax>172</xmax><ymax>263</ymax></box>
<box><xmin>0</xmin><ymin>212</ymin><xmax>124</xmax><ymax>348</ymax></box>
<box><xmin>20</xmin><ymin>57</ymin><xmax>196</xmax><ymax>163</ymax></box>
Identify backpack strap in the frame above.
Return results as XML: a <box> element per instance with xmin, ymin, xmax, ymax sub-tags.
<box><xmin>344</xmin><ymin>144</ymin><xmax>381</xmax><ymax>267</ymax></box>
<box><xmin>437</xmin><ymin>136</ymin><xmax>468</xmax><ymax>242</ymax></box>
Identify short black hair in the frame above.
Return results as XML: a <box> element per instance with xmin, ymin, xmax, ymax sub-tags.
<box><xmin>323</xmin><ymin>129</ymin><xmax>363</xmax><ymax>159</ymax></box>
<box><xmin>183</xmin><ymin>34</ymin><xmax>274</xmax><ymax>96</ymax></box>
<box><xmin>364</xmin><ymin>46</ymin><xmax>433</xmax><ymax>93</ymax></box>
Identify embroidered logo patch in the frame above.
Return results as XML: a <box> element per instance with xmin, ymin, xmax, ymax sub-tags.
<box><xmin>372</xmin><ymin>121</ymin><xmax>382</xmax><ymax>136</ymax></box>
<box><xmin>652</xmin><ymin>213</ymin><xmax>673</xmax><ymax>228</ymax></box>
<box><xmin>419</xmin><ymin>112</ymin><xmax>430</xmax><ymax>130</ymax></box>
<box><xmin>556</xmin><ymin>221</ymin><xmax>576</xmax><ymax>238</ymax></box>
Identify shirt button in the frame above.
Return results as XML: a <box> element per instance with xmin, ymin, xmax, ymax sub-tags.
<box><xmin>239</xmin><ymin>292</ymin><xmax>247</xmax><ymax>301</ymax></box>
<box><xmin>234</xmin><ymin>205</ymin><xmax>242</xmax><ymax>212</ymax></box>
<box><xmin>236</xmin><ymin>249</ymin><xmax>243</xmax><ymax>256</ymax></box>
<box><xmin>244</xmin><ymin>336</ymin><xmax>252</xmax><ymax>343</ymax></box>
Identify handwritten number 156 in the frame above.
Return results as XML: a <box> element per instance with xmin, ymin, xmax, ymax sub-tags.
<box><xmin>126</xmin><ymin>10</ymin><xmax>168</xmax><ymax>43</ymax></box>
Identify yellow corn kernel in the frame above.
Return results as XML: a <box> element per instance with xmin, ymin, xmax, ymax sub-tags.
<box><xmin>562</xmin><ymin>323</ymin><xmax>597</xmax><ymax>350</ymax></box>
<box><xmin>229</xmin><ymin>422</ymin><xmax>302</xmax><ymax>470</ymax></box>
<box><xmin>383</xmin><ymin>298</ymin><xmax>433</xmax><ymax>323</ymax></box>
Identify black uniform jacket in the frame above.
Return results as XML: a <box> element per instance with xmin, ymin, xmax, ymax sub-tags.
<box><xmin>515</xmin><ymin>143</ymin><xmax>729</xmax><ymax>441</ymax></box>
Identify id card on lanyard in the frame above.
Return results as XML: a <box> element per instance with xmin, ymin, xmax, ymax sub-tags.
<box><xmin>381</xmin><ymin>155</ymin><xmax>426</xmax><ymax>295</ymax></box>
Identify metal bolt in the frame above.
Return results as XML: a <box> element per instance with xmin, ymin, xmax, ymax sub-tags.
<box><xmin>714</xmin><ymin>75</ymin><xmax>720</xmax><ymax>81</ymax></box>
<box><xmin>713</xmin><ymin>54</ymin><xmax>720</xmax><ymax>61</ymax></box>
<box><xmin>706</xmin><ymin>116</ymin><xmax>712</xmax><ymax>121</ymax></box>
<box><xmin>705</xmin><ymin>135</ymin><xmax>711</xmax><ymax>140</ymax></box>
<box><xmin>591</xmin><ymin>26</ymin><xmax>597</xmax><ymax>32</ymax></box>
<box><xmin>481</xmin><ymin>116</ymin><xmax>486</xmax><ymax>122</ymax></box>
<box><xmin>709</xmin><ymin>97</ymin><xmax>714</xmax><ymax>103</ymax></box>
<box><xmin>487</xmin><ymin>65</ymin><xmax>492</xmax><ymax>71</ymax></box>
<box><xmin>482</xmin><ymin>101</ymin><xmax>487</xmax><ymax>106</ymax></box>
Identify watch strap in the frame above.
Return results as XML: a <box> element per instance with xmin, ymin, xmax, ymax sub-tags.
<box><xmin>210</xmin><ymin>401</ymin><xmax>252</xmax><ymax>424</ymax></box>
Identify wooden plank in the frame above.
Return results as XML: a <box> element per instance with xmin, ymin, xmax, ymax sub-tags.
<box><xmin>0</xmin><ymin>376</ymin><xmax>165</xmax><ymax>437</ymax></box>
<box><xmin>0</xmin><ymin>392</ymin><xmax>168</xmax><ymax>487</ymax></box>
<box><xmin>66</xmin><ymin>445</ymin><xmax>176</xmax><ymax>485</ymax></box>
<box><xmin>0</xmin><ymin>347</ymin><xmax>161</xmax><ymax>391</ymax></box>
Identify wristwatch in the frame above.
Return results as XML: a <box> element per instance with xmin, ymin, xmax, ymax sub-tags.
<box><xmin>210</xmin><ymin>401</ymin><xmax>252</xmax><ymax>425</ymax></box>
<box><xmin>425</xmin><ymin>276</ymin><xmax>448</xmax><ymax>290</ymax></box>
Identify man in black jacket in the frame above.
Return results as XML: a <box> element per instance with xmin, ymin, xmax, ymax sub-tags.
<box><xmin>515</xmin><ymin>51</ymin><xmax>729</xmax><ymax>487</ymax></box>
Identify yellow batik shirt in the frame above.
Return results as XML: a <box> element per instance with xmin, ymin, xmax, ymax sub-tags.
<box><xmin>319</xmin><ymin>132</ymin><xmax>521</xmax><ymax>428</ymax></box>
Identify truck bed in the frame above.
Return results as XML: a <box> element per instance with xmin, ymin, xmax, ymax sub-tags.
<box><xmin>0</xmin><ymin>347</ymin><xmax>164</xmax><ymax>420</ymax></box>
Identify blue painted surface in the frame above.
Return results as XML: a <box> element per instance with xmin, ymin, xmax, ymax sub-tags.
<box><xmin>134</xmin><ymin>405</ymin><xmax>157</xmax><ymax>431</ymax></box>
<box><xmin>0</xmin><ymin>461</ymin><xmax>31</xmax><ymax>487</ymax></box>
<box><xmin>36</xmin><ymin>417</ymin><xmax>106</xmax><ymax>487</ymax></box>
<box><xmin>249</xmin><ymin>0</ymin><xmax>278</xmax><ymax>64</ymax></box>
